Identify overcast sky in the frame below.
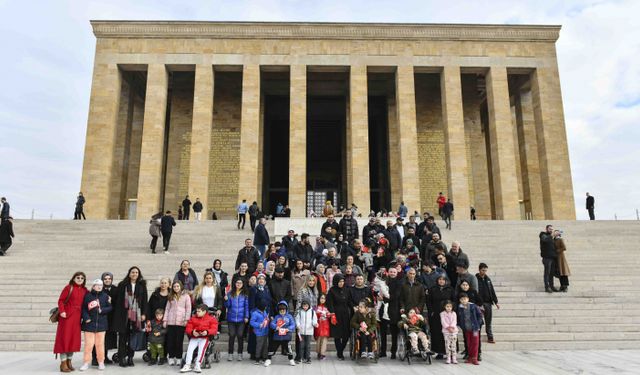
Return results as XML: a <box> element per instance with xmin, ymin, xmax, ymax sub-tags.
<box><xmin>0</xmin><ymin>0</ymin><xmax>638</xmax><ymax>220</ymax></box>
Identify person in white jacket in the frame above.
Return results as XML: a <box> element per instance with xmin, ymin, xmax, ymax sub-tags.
<box><xmin>295</xmin><ymin>300</ymin><xmax>318</xmax><ymax>363</ymax></box>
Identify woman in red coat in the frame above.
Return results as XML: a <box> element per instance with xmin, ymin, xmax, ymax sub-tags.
<box><xmin>54</xmin><ymin>271</ymin><xmax>88</xmax><ymax>372</ymax></box>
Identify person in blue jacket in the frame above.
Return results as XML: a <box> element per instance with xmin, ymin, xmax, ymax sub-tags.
<box><xmin>249</xmin><ymin>302</ymin><xmax>270</xmax><ymax>366</ymax></box>
<box><xmin>457</xmin><ymin>292</ymin><xmax>483</xmax><ymax>365</ymax></box>
<box><xmin>248</xmin><ymin>274</ymin><xmax>272</xmax><ymax>360</ymax></box>
<box><xmin>266</xmin><ymin>301</ymin><xmax>296</xmax><ymax>367</ymax></box>
<box><xmin>79</xmin><ymin>279</ymin><xmax>113</xmax><ymax>371</ymax></box>
<box><xmin>224</xmin><ymin>278</ymin><xmax>249</xmax><ymax>361</ymax></box>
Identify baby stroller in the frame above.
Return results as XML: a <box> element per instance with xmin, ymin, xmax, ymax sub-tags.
<box><xmin>397</xmin><ymin>316</ymin><xmax>432</xmax><ymax>365</ymax></box>
<box><xmin>181</xmin><ymin>308</ymin><xmax>221</xmax><ymax>369</ymax></box>
<box><xmin>349</xmin><ymin>327</ymin><xmax>380</xmax><ymax>363</ymax></box>
<box><xmin>112</xmin><ymin>328</ymin><xmax>148</xmax><ymax>364</ymax></box>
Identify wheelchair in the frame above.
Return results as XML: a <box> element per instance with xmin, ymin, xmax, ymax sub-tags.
<box><xmin>180</xmin><ymin>332</ymin><xmax>221</xmax><ymax>369</ymax></box>
<box><xmin>397</xmin><ymin>324</ymin><xmax>432</xmax><ymax>365</ymax></box>
<box><xmin>349</xmin><ymin>328</ymin><xmax>380</xmax><ymax>363</ymax></box>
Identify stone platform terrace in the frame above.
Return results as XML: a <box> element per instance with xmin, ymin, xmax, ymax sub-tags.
<box><xmin>0</xmin><ymin>350</ymin><xmax>638</xmax><ymax>374</ymax></box>
<box><xmin>0</xmin><ymin>219</ymin><xmax>639</xmax><ymax>354</ymax></box>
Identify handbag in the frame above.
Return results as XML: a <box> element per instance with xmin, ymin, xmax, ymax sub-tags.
<box><xmin>49</xmin><ymin>286</ymin><xmax>73</xmax><ymax>323</ymax></box>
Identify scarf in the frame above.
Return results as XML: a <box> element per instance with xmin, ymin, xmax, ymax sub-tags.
<box><xmin>212</xmin><ymin>269</ymin><xmax>222</xmax><ymax>284</ymax></box>
<box><xmin>124</xmin><ymin>283</ymin><xmax>142</xmax><ymax>330</ymax></box>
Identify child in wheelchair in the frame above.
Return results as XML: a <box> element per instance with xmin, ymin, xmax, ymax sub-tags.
<box><xmin>181</xmin><ymin>304</ymin><xmax>219</xmax><ymax>373</ymax></box>
<box><xmin>400</xmin><ymin>308</ymin><xmax>430</xmax><ymax>356</ymax></box>
<box><xmin>350</xmin><ymin>300</ymin><xmax>377</xmax><ymax>360</ymax></box>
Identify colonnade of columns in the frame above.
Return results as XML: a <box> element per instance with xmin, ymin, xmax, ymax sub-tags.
<box><xmin>81</xmin><ymin>62</ymin><xmax>575</xmax><ymax>220</ymax></box>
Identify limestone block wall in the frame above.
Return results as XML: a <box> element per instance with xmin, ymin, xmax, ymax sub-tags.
<box><xmin>123</xmin><ymin>94</ymin><xmax>144</xmax><ymax>216</ymax></box>
<box><xmin>208</xmin><ymin>72</ymin><xmax>242</xmax><ymax>218</ymax></box>
<box><xmin>163</xmin><ymin>74</ymin><xmax>194</xmax><ymax>211</ymax></box>
<box><xmin>415</xmin><ymin>73</ymin><xmax>448</xmax><ymax>215</ymax></box>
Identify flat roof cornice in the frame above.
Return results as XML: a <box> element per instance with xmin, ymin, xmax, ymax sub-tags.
<box><xmin>90</xmin><ymin>21</ymin><xmax>561</xmax><ymax>42</ymax></box>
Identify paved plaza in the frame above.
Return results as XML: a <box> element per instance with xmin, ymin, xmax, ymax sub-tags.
<box><xmin>0</xmin><ymin>350</ymin><xmax>638</xmax><ymax>374</ymax></box>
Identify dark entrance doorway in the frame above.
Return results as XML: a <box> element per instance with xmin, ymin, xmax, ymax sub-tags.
<box><xmin>262</xmin><ymin>95</ymin><xmax>290</xmax><ymax>216</ymax></box>
<box><xmin>306</xmin><ymin>96</ymin><xmax>346</xmax><ymax>210</ymax></box>
<box><xmin>368</xmin><ymin>95</ymin><xmax>391</xmax><ymax>213</ymax></box>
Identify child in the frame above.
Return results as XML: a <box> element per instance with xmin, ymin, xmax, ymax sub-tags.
<box><xmin>164</xmin><ymin>280</ymin><xmax>192</xmax><ymax>366</ymax></box>
<box><xmin>147</xmin><ymin>308</ymin><xmax>167</xmax><ymax>366</ymax></box>
<box><xmin>295</xmin><ymin>299</ymin><xmax>318</xmax><ymax>364</ymax></box>
<box><xmin>399</xmin><ymin>308</ymin><xmax>430</xmax><ymax>355</ymax></box>
<box><xmin>439</xmin><ymin>300</ymin><xmax>458</xmax><ymax>364</ymax></box>
<box><xmin>350</xmin><ymin>300</ymin><xmax>377</xmax><ymax>360</ymax></box>
<box><xmin>457</xmin><ymin>293</ymin><xmax>483</xmax><ymax>365</ymax></box>
<box><xmin>314</xmin><ymin>294</ymin><xmax>331</xmax><ymax>360</ymax></box>
<box><xmin>181</xmin><ymin>304</ymin><xmax>219</xmax><ymax>373</ymax></box>
<box><xmin>267</xmin><ymin>301</ymin><xmax>296</xmax><ymax>367</ymax></box>
<box><xmin>249</xmin><ymin>302</ymin><xmax>270</xmax><ymax>366</ymax></box>
<box><xmin>79</xmin><ymin>279</ymin><xmax>112</xmax><ymax>371</ymax></box>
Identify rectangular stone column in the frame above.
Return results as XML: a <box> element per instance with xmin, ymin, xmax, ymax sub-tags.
<box><xmin>237</xmin><ymin>64</ymin><xmax>261</xmax><ymax>204</ymax></box>
<box><xmin>188</xmin><ymin>64</ymin><xmax>215</xmax><ymax>217</ymax></box>
<box><xmin>136</xmin><ymin>64</ymin><xmax>169</xmax><ymax>219</ymax></box>
<box><xmin>441</xmin><ymin>66</ymin><xmax>471</xmax><ymax>219</ymax></box>
<box><xmin>515</xmin><ymin>90</ymin><xmax>545</xmax><ymax>219</ymax></box>
<box><xmin>289</xmin><ymin>65</ymin><xmax>307</xmax><ymax>217</ymax></box>
<box><xmin>485</xmin><ymin>67</ymin><xmax>520</xmax><ymax>220</ymax></box>
<box><xmin>348</xmin><ymin>65</ymin><xmax>371</xmax><ymax>215</ymax></box>
<box><xmin>531</xmin><ymin>66</ymin><xmax>576</xmax><ymax>219</ymax></box>
<box><xmin>395</xmin><ymin>65</ymin><xmax>422</xmax><ymax>213</ymax></box>
<box><xmin>80</xmin><ymin>63</ymin><xmax>122</xmax><ymax>219</ymax></box>
<box><xmin>387</xmin><ymin>94</ymin><xmax>402</xmax><ymax>210</ymax></box>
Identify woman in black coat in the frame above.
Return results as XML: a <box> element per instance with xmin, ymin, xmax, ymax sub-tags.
<box><xmin>112</xmin><ymin>266</ymin><xmax>148</xmax><ymax>367</ymax></box>
<box><xmin>427</xmin><ymin>275</ymin><xmax>455</xmax><ymax>357</ymax></box>
<box><xmin>326</xmin><ymin>274</ymin><xmax>351</xmax><ymax>360</ymax></box>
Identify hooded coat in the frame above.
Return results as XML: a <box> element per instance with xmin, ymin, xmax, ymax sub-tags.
<box><xmin>270</xmin><ymin>301</ymin><xmax>296</xmax><ymax>341</ymax></box>
<box><xmin>81</xmin><ymin>289</ymin><xmax>113</xmax><ymax>332</ymax></box>
<box><xmin>326</xmin><ymin>274</ymin><xmax>351</xmax><ymax>339</ymax></box>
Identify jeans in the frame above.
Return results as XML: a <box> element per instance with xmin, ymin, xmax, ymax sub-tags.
<box><xmin>237</xmin><ymin>213</ymin><xmax>246</xmax><ymax>229</ymax></box>
<box><xmin>357</xmin><ymin>332</ymin><xmax>372</xmax><ymax>354</ymax></box>
<box><xmin>443</xmin><ymin>215</ymin><xmax>451</xmax><ymax>229</ymax></box>
<box><xmin>542</xmin><ymin>257</ymin><xmax>556</xmax><ymax>288</ymax></box>
<box><xmin>483</xmin><ymin>303</ymin><xmax>494</xmax><ymax>339</ymax></box>
<box><xmin>162</xmin><ymin>231</ymin><xmax>172</xmax><ymax>251</ymax></box>
<box><xmin>228</xmin><ymin>322</ymin><xmax>245</xmax><ymax>354</ymax></box>
<box><xmin>256</xmin><ymin>245</ymin><xmax>266</xmax><ymax>260</ymax></box>
<box><xmin>297</xmin><ymin>335</ymin><xmax>311</xmax><ymax>361</ymax></box>
<box><xmin>250</xmin><ymin>215</ymin><xmax>257</xmax><ymax>231</ymax></box>
<box><xmin>150</xmin><ymin>236</ymin><xmax>159</xmax><ymax>251</ymax></box>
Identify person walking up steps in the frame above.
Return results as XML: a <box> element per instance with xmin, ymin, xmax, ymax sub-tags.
<box><xmin>161</xmin><ymin>211</ymin><xmax>176</xmax><ymax>254</ymax></box>
<box><xmin>237</xmin><ymin>199</ymin><xmax>248</xmax><ymax>229</ymax></box>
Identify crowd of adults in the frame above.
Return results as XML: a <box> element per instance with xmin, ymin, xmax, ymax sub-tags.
<box><xmin>53</xmin><ymin>209</ymin><xmax>513</xmax><ymax>371</ymax></box>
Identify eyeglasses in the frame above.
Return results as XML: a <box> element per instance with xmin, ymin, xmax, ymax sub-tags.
<box><xmin>75</xmin><ymin>276</ymin><xmax>85</xmax><ymax>280</ymax></box>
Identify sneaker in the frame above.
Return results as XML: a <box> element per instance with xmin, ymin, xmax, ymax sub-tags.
<box><xmin>237</xmin><ymin>353</ymin><xmax>243</xmax><ymax>361</ymax></box>
<box><xmin>79</xmin><ymin>363</ymin><xmax>90</xmax><ymax>371</ymax></box>
<box><xmin>158</xmin><ymin>358</ymin><xmax>167</xmax><ymax>365</ymax></box>
<box><xmin>227</xmin><ymin>353</ymin><xmax>234</xmax><ymax>362</ymax></box>
<box><xmin>390</xmin><ymin>353</ymin><xmax>396</xmax><ymax>360</ymax></box>
<box><xmin>180</xmin><ymin>364</ymin><xmax>192</xmax><ymax>372</ymax></box>
<box><xmin>193</xmin><ymin>363</ymin><xmax>202</xmax><ymax>373</ymax></box>
<box><xmin>320</xmin><ymin>355</ymin><xmax>326</xmax><ymax>360</ymax></box>
<box><xmin>289</xmin><ymin>359</ymin><xmax>296</xmax><ymax>366</ymax></box>
<box><xmin>367</xmin><ymin>352</ymin><xmax>374</xmax><ymax>359</ymax></box>
<box><xmin>360</xmin><ymin>352</ymin><xmax>367</xmax><ymax>358</ymax></box>
<box><xmin>148</xmin><ymin>359</ymin><xmax>156</xmax><ymax>366</ymax></box>
<box><xmin>254</xmin><ymin>361</ymin><xmax>261</xmax><ymax>365</ymax></box>
<box><xmin>98</xmin><ymin>363</ymin><xmax>105</xmax><ymax>371</ymax></box>
<box><xmin>304</xmin><ymin>359</ymin><xmax>311</xmax><ymax>364</ymax></box>
<box><xmin>264</xmin><ymin>359</ymin><xmax>271</xmax><ymax>367</ymax></box>
<box><xmin>169</xmin><ymin>358</ymin><xmax>176</xmax><ymax>366</ymax></box>
<box><xmin>164</xmin><ymin>250</ymin><xmax>171</xmax><ymax>255</ymax></box>
<box><xmin>446</xmin><ymin>356</ymin><xmax>451</xmax><ymax>364</ymax></box>
<box><xmin>452</xmin><ymin>356</ymin><xmax>458</xmax><ymax>364</ymax></box>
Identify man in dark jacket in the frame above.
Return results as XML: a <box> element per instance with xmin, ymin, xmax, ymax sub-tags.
<box><xmin>74</xmin><ymin>192</ymin><xmax>86</xmax><ymax>220</ymax></box>
<box><xmin>248</xmin><ymin>201</ymin><xmax>260</xmax><ymax>231</ymax></box>
<box><xmin>362</xmin><ymin>217</ymin><xmax>380</xmax><ymax>244</ymax></box>
<box><xmin>418</xmin><ymin>215</ymin><xmax>442</xmax><ymax>243</ymax></box>
<box><xmin>182</xmin><ymin>195</ymin><xmax>192</xmax><ymax>220</ymax></box>
<box><xmin>339</xmin><ymin>210</ymin><xmax>359</xmax><ymax>243</ymax></box>
<box><xmin>0</xmin><ymin>197</ymin><xmax>10</xmax><ymax>221</ymax></box>
<box><xmin>268</xmin><ymin>268</ymin><xmax>292</xmax><ymax>314</ymax></box>
<box><xmin>586</xmin><ymin>192</ymin><xmax>595</xmax><ymax>220</ymax></box>
<box><xmin>293</xmin><ymin>233</ymin><xmax>314</xmax><ymax>269</ymax></box>
<box><xmin>540</xmin><ymin>225</ymin><xmax>558</xmax><ymax>292</ymax></box>
<box><xmin>0</xmin><ymin>216</ymin><xmax>15</xmax><ymax>256</ymax></box>
<box><xmin>448</xmin><ymin>241</ymin><xmax>469</xmax><ymax>269</ymax></box>
<box><xmin>421</xmin><ymin>233</ymin><xmax>447</xmax><ymax>264</ymax></box>
<box><xmin>160</xmin><ymin>211</ymin><xmax>176</xmax><ymax>253</ymax></box>
<box><xmin>235</xmin><ymin>238</ymin><xmax>261</xmax><ymax>274</ymax></box>
<box><xmin>401</xmin><ymin>227</ymin><xmax>420</xmax><ymax>249</ymax></box>
<box><xmin>254</xmin><ymin>217</ymin><xmax>270</xmax><ymax>260</ymax></box>
<box><xmin>320</xmin><ymin>215</ymin><xmax>340</xmax><ymax>240</ymax></box>
<box><xmin>476</xmin><ymin>263</ymin><xmax>499</xmax><ymax>343</ymax></box>
<box><xmin>192</xmin><ymin>198</ymin><xmax>203</xmax><ymax>221</ymax></box>
<box><xmin>442</xmin><ymin>199</ymin><xmax>454</xmax><ymax>230</ymax></box>
<box><xmin>281</xmin><ymin>230</ymin><xmax>298</xmax><ymax>265</ymax></box>
<box><xmin>399</xmin><ymin>268</ymin><xmax>426</xmax><ymax>314</ymax></box>
<box><xmin>382</xmin><ymin>220</ymin><xmax>401</xmax><ymax>253</ymax></box>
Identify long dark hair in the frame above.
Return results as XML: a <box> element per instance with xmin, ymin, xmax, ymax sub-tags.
<box><xmin>68</xmin><ymin>271</ymin><xmax>87</xmax><ymax>287</ymax></box>
<box><xmin>121</xmin><ymin>266</ymin><xmax>146</xmax><ymax>288</ymax></box>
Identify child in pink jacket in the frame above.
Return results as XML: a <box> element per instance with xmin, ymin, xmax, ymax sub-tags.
<box><xmin>439</xmin><ymin>300</ymin><xmax>458</xmax><ymax>364</ymax></box>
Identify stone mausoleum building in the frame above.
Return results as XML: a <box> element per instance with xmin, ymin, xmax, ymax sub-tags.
<box><xmin>80</xmin><ymin>21</ymin><xmax>576</xmax><ymax>221</ymax></box>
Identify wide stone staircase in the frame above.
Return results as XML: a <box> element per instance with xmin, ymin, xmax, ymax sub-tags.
<box><xmin>1</xmin><ymin>219</ymin><xmax>639</xmax><ymax>352</ymax></box>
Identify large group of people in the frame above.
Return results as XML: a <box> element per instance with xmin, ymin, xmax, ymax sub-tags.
<box><xmin>53</xmin><ymin>212</ymin><xmax>520</xmax><ymax>372</ymax></box>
